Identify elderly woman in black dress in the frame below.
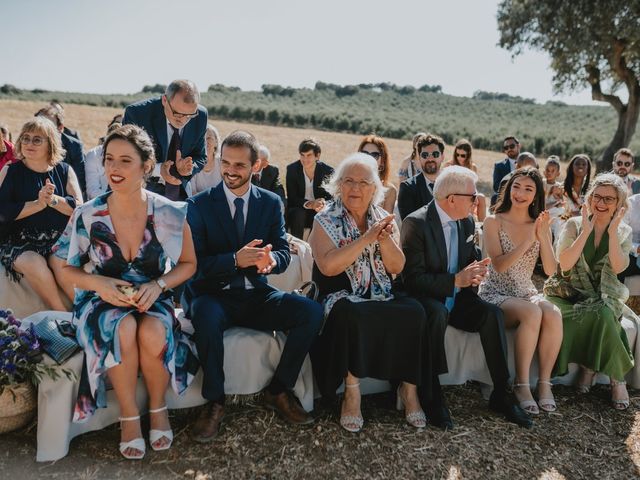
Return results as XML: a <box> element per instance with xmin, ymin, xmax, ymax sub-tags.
<box><xmin>309</xmin><ymin>153</ymin><xmax>439</xmax><ymax>432</ymax></box>
<box><xmin>0</xmin><ymin>117</ymin><xmax>82</xmax><ymax>309</ymax></box>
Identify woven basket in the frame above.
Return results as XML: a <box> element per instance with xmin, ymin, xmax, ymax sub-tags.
<box><xmin>627</xmin><ymin>296</ymin><xmax>640</xmax><ymax>316</ymax></box>
<box><xmin>0</xmin><ymin>382</ymin><xmax>37</xmax><ymax>434</ymax></box>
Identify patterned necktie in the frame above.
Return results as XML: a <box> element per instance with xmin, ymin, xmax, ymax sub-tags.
<box><xmin>165</xmin><ymin>126</ymin><xmax>181</xmax><ymax>200</ymax></box>
<box><xmin>230</xmin><ymin>197</ymin><xmax>246</xmax><ymax>289</ymax></box>
<box><xmin>445</xmin><ymin>220</ymin><xmax>459</xmax><ymax>312</ymax></box>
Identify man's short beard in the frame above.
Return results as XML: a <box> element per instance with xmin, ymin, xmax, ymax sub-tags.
<box><xmin>424</xmin><ymin>163</ymin><xmax>439</xmax><ymax>175</ymax></box>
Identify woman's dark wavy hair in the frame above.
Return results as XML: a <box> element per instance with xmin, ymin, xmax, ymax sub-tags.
<box><xmin>563</xmin><ymin>154</ymin><xmax>591</xmax><ymax>205</ymax></box>
<box><xmin>102</xmin><ymin>124</ymin><xmax>157</xmax><ymax>176</ymax></box>
<box><xmin>494</xmin><ymin>167</ymin><xmax>545</xmax><ymax>219</ymax></box>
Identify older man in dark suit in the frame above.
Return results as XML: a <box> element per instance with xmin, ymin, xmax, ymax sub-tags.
<box><xmin>252</xmin><ymin>144</ymin><xmax>286</xmax><ymax>208</ymax></box>
<box><xmin>401</xmin><ymin>165</ymin><xmax>532</xmax><ymax>428</ymax></box>
<box><xmin>123</xmin><ymin>79</ymin><xmax>207</xmax><ymax>200</ymax></box>
<box><xmin>183</xmin><ymin>130</ymin><xmax>323</xmax><ymax>443</ymax></box>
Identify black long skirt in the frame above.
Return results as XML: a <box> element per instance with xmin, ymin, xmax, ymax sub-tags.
<box><xmin>311</xmin><ymin>294</ymin><xmax>433</xmax><ymax>401</ymax></box>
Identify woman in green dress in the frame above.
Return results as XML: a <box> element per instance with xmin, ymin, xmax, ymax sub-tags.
<box><xmin>544</xmin><ymin>173</ymin><xmax>634</xmax><ymax>410</ymax></box>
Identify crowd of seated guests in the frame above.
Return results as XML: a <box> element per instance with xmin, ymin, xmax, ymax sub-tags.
<box><xmin>3</xmin><ymin>81</ymin><xmax>640</xmax><ymax>460</ymax></box>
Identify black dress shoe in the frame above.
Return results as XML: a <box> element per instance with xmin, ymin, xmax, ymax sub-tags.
<box><xmin>488</xmin><ymin>392</ymin><xmax>533</xmax><ymax>428</ymax></box>
<box><xmin>428</xmin><ymin>404</ymin><xmax>454</xmax><ymax>430</ymax></box>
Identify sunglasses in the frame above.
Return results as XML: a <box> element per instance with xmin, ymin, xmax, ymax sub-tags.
<box><xmin>455</xmin><ymin>153</ymin><xmax>468</xmax><ymax>159</ymax></box>
<box><xmin>503</xmin><ymin>143</ymin><xmax>518</xmax><ymax>151</ymax></box>
<box><xmin>420</xmin><ymin>151</ymin><xmax>441</xmax><ymax>160</ymax></box>
<box><xmin>361</xmin><ymin>150</ymin><xmax>381</xmax><ymax>160</ymax></box>
<box><xmin>166</xmin><ymin>98</ymin><xmax>199</xmax><ymax>119</ymax></box>
<box><xmin>592</xmin><ymin>194</ymin><xmax>617</xmax><ymax>206</ymax></box>
<box><xmin>616</xmin><ymin>160</ymin><xmax>633</xmax><ymax>167</ymax></box>
<box><xmin>449</xmin><ymin>192</ymin><xmax>478</xmax><ymax>203</ymax></box>
<box><xmin>21</xmin><ymin>135</ymin><xmax>46</xmax><ymax>146</ymax></box>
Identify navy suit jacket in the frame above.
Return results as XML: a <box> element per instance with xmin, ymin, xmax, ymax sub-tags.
<box><xmin>123</xmin><ymin>97</ymin><xmax>207</xmax><ymax>188</ymax></box>
<box><xmin>184</xmin><ymin>183</ymin><xmax>290</xmax><ymax>303</ymax></box>
<box><xmin>491</xmin><ymin>159</ymin><xmax>513</xmax><ymax>205</ymax></box>
<box><xmin>61</xmin><ymin>132</ymin><xmax>86</xmax><ymax>199</ymax></box>
<box><xmin>398</xmin><ymin>173</ymin><xmax>433</xmax><ymax>220</ymax></box>
<box><xmin>400</xmin><ymin>201</ymin><xmax>479</xmax><ymax>303</ymax></box>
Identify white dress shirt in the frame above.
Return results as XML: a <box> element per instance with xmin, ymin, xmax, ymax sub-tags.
<box><xmin>508</xmin><ymin>158</ymin><xmax>517</xmax><ymax>171</ymax></box>
<box><xmin>223</xmin><ymin>182</ymin><xmax>253</xmax><ymax>289</ymax></box>
<box><xmin>304</xmin><ymin>174</ymin><xmax>315</xmax><ymax>201</ymax></box>
<box><xmin>84</xmin><ymin>144</ymin><xmax>108</xmax><ymax>199</ymax></box>
<box><xmin>434</xmin><ymin>201</ymin><xmax>456</xmax><ymax>263</ymax></box>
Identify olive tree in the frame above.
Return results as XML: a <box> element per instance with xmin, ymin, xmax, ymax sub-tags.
<box><xmin>497</xmin><ymin>0</ymin><xmax>640</xmax><ymax>169</ymax></box>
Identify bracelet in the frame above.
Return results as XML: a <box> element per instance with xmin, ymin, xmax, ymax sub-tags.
<box><xmin>48</xmin><ymin>196</ymin><xmax>59</xmax><ymax>207</ymax></box>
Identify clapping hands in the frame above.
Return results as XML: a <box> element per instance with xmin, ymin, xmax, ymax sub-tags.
<box><xmin>362</xmin><ymin>214</ymin><xmax>396</xmax><ymax>245</ymax></box>
<box><xmin>534</xmin><ymin>210</ymin><xmax>554</xmax><ymax>241</ymax></box>
<box><xmin>608</xmin><ymin>207</ymin><xmax>626</xmax><ymax>236</ymax></box>
<box><xmin>38</xmin><ymin>178</ymin><xmax>55</xmax><ymax>207</ymax></box>
<box><xmin>236</xmin><ymin>239</ymin><xmax>277</xmax><ymax>274</ymax></box>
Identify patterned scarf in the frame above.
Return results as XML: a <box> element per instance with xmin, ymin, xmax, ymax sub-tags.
<box><xmin>315</xmin><ymin>199</ymin><xmax>395</xmax><ymax>318</ymax></box>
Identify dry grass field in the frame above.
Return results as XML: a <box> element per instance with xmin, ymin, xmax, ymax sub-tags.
<box><xmin>0</xmin><ymin>99</ymin><xmax>503</xmax><ymax>194</ymax></box>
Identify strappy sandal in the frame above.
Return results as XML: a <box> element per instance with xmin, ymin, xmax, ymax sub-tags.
<box><xmin>513</xmin><ymin>382</ymin><xmax>539</xmax><ymax>415</ymax></box>
<box><xmin>119</xmin><ymin>415</ymin><xmax>145</xmax><ymax>460</ymax></box>
<box><xmin>536</xmin><ymin>380</ymin><xmax>557</xmax><ymax>413</ymax></box>
<box><xmin>396</xmin><ymin>385</ymin><xmax>426</xmax><ymax>428</ymax></box>
<box><xmin>577</xmin><ymin>367</ymin><xmax>596</xmax><ymax>394</ymax></box>
<box><xmin>149</xmin><ymin>405</ymin><xmax>174</xmax><ymax>451</ymax></box>
<box><xmin>611</xmin><ymin>379</ymin><xmax>630</xmax><ymax>410</ymax></box>
<box><xmin>340</xmin><ymin>382</ymin><xmax>364</xmax><ymax>433</ymax></box>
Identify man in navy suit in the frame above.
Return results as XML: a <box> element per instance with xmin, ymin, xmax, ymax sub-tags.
<box><xmin>123</xmin><ymin>79</ymin><xmax>207</xmax><ymax>200</ymax></box>
<box><xmin>491</xmin><ymin>136</ymin><xmax>520</xmax><ymax>206</ymax></box>
<box><xmin>183</xmin><ymin>130</ymin><xmax>323</xmax><ymax>442</ymax></box>
<box><xmin>398</xmin><ymin>133</ymin><xmax>445</xmax><ymax>220</ymax></box>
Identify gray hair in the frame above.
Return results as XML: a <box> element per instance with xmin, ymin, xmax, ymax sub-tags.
<box><xmin>433</xmin><ymin>165</ymin><xmax>478</xmax><ymax>200</ymax></box>
<box><xmin>165</xmin><ymin>79</ymin><xmax>200</xmax><ymax>103</ymax></box>
<box><xmin>586</xmin><ymin>172</ymin><xmax>629</xmax><ymax>213</ymax></box>
<box><xmin>516</xmin><ymin>151</ymin><xmax>538</xmax><ymax>168</ymax></box>
<box><xmin>323</xmin><ymin>153</ymin><xmax>384</xmax><ymax>205</ymax></box>
<box><xmin>258</xmin><ymin>144</ymin><xmax>271</xmax><ymax>160</ymax></box>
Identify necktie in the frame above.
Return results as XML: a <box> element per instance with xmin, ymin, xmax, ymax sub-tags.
<box><xmin>165</xmin><ymin>126</ymin><xmax>181</xmax><ymax>200</ymax></box>
<box><xmin>230</xmin><ymin>197</ymin><xmax>245</xmax><ymax>289</ymax></box>
<box><xmin>445</xmin><ymin>220</ymin><xmax>459</xmax><ymax>312</ymax></box>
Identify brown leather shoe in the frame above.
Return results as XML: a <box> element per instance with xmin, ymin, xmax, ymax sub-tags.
<box><xmin>191</xmin><ymin>402</ymin><xmax>225</xmax><ymax>443</ymax></box>
<box><xmin>263</xmin><ymin>390</ymin><xmax>314</xmax><ymax>425</ymax></box>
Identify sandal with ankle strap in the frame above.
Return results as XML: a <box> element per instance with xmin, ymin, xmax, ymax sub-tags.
<box><xmin>149</xmin><ymin>405</ymin><xmax>174</xmax><ymax>451</ymax></box>
<box><xmin>340</xmin><ymin>382</ymin><xmax>363</xmax><ymax>433</ymax></box>
<box><xmin>611</xmin><ymin>379</ymin><xmax>630</xmax><ymax>410</ymax></box>
<box><xmin>513</xmin><ymin>383</ymin><xmax>539</xmax><ymax>415</ymax></box>
<box><xmin>577</xmin><ymin>367</ymin><xmax>596</xmax><ymax>394</ymax></box>
<box><xmin>396</xmin><ymin>386</ymin><xmax>426</xmax><ymax>428</ymax></box>
<box><xmin>119</xmin><ymin>415</ymin><xmax>145</xmax><ymax>460</ymax></box>
<box><xmin>536</xmin><ymin>380</ymin><xmax>557</xmax><ymax>413</ymax></box>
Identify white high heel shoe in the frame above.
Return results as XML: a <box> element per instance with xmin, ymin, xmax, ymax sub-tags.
<box><xmin>119</xmin><ymin>415</ymin><xmax>146</xmax><ymax>460</ymax></box>
<box><xmin>149</xmin><ymin>406</ymin><xmax>174</xmax><ymax>451</ymax></box>
<box><xmin>396</xmin><ymin>386</ymin><xmax>426</xmax><ymax>428</ymax></box>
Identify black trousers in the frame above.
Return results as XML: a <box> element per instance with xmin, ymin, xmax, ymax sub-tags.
<box><xmin>186</xmin><ymin>286</ymin><xmax>323</xmax><ymax>401</ymax></box>
<box><xmin>415</xmin><ymin>288</ymin><xmax>510</xmax><ymax>396</ymax></box>
<box><xmin>288</xmin><ymin>207</ymin><xmax>316</xmax><ymax>239</ymax></box>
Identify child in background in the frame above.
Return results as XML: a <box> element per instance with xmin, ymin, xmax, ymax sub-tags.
<box><xmin>543</xmin><ymin>156</ymin><xmax>565</xmax><ymax>238</ymax></box>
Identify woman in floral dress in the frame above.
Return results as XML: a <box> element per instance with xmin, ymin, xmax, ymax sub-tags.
<box><xmin>53</xmin><ymin>125</ymin><xmax>198</xmax><ymax>459</ymax></box>
<box><xmin>479</xmin><ymin>168</ymin><xmax>562</xmax><ymax>414</ymax></box>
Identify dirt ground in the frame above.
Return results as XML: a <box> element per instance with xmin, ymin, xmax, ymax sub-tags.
<box><xmin>1</xmin><ymin>384</ymin><xmax>639</xmax><ymax>480</ymax></box>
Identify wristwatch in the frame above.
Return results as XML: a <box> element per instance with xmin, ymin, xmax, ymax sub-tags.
<box><xmin>155</xmin><ymin>278</ymin><xmax>168</xmax><ymax>292</ymax></box>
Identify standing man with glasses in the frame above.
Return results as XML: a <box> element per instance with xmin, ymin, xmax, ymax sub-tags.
<box><xmin>398</xmin><ymin>133</ymin><xmax>446</xmax><ymax>220</ymax></box>
<box><xmin>612</xmin><ymin>148</ymin><xmax>640</xmax><ymax>195</ymax></box>
<box><xmin>123</xmin><ymin>79</ymin><xmax>207</xmax><ymax>200</ymax></box>
<box><xmin>400</xmin><ymin>166</ymin><xmax>533</xmax><ymax>429</ymax></box>
<box><xmin>491</xmin><ymin>136</ymin><xmax>521</xmax><ymax>206</ymax></box>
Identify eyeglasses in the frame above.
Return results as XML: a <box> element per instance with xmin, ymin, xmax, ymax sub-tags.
<box><xmin>361</xmin><ymin>150</ymin><xmax>381</xmax><ymax>160</ymax></box>
<box><xmin>592</xmin><ymin>194</ymin><xmax>617</xmax><ymax>205</ymax></box>
<box><xmin>449</xmin><ymin>192</ymin><xmax>478</xmax><ymax>203</ymax></box>
<box><xmin>420</xmin><ymin>151</ymin><xmax>441</xmax><ymax>160</ymax></box>
<box><xmin>166</xmin><ymin>98</ymin><xmax>199</xmax><ymax>119</ymax></box>
<box><xmin>503</xmin><ymin>143</ymin><xmax>518</xmax><ymax>151</ymax></box>
<box><xmin>342</xmin><ymin>178</ymin><xmax>374</xmax><ymax>189</ymax></box>
<box><xmin>21</xmin><ymin>135</ymin><xmax>46</xmax><ymax>146</ymax></box>
<box><xmin>616</xmin><ymin>160</ymin><xmax>633</xmax><ymax>167</ymax></box>
<box><xmin>455</xmin><ymin>153</ymin><xmax>468</xmax><ymax>159</ymax></box>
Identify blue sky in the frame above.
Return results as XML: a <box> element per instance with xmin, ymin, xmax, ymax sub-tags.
<box><xmin>3</xmin><ymin>0</ymin><xmax>597</xmax><ymax>104</ymax></box>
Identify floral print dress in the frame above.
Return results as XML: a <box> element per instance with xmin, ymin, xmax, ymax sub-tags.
<box><xmin>53</xmin><ymin>191</ymin><xmax>199</xmax><ymax>422</ymax></box>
